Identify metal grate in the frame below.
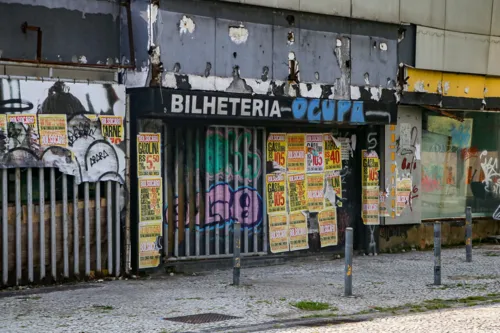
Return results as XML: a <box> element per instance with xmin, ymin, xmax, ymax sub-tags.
<box><xmin>164</xmin><ymin>313</ymin><xmax>241</xmax><ymax>324</ymax></box>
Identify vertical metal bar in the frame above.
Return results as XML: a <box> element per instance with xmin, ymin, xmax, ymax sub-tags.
<box><xmin>224</xmin><ymin>127</ymin><xmax>229</xmax><ymax>255</ymax></box>
<box><xmin>186</xmin><ymin>129</ymin><xmax>192</xmax><ymax>257</ymax></box>
<box><xmin>115</xmin><ymin>182</ymin><xmax>121</xmax><ymax>276</ymax></box>
<box><xmin>84</xmin><ymin>182</ymin><xmax>90</xmax><ymax>276</ymax></box>
<box><xmin>2</xmin><ymin>169</ymin><xmax>8</xmax><ymax>285</ymax></box>
<box><xmin>252</xmin><ymin>128</ymin><xmax>258</xmax><ymax>253</ymax></box>
<box><xmin>214</xmin><ymin>126</ymin><xmax>220</xmax><ymax>256</ymax></box>
<box><xmin>62</xmin><ymin>174</ymin><xmax>69</xmax><ymax>278</ymax></box>
<box><xmin>234</xmin><ymin>128</ymin><xmax>239</xmax><ymax>254</ymax></box>
<box><xmin>95</xmin><ymin>182</ymin><xmax>101</xmax><ymax>272</ymax></box>
<box><xmin>50</xmin><ymin>168</ymin><xmax>56</xmax><ymax>281</ymax></box>
<box><xmin>233</xmin><ymin>222</ymin><xmax>241</xmax><ymax>286</ymax></box>
<box><xmin>243</xmin><ymin>129</ymin><xmax>249</xmax><ymax>254</ymax></box>
<box><xmin>205</xmin><ymin>128</ymin><xmax>210</xmax><ymax>256</ymax></box>
<box><xmin>174</xmin><ymin>131</ymin><xmax>179</xmax><ymax>258</ymax></box>
<box><xmin>107</xmin><ymin>181</ymin><xmax>113</xmax><ymax>275</ymax></box>
<box><xmin>163</xmin><ymin>125</ymin><xmax>169</xmax><ymax>257</ymax></box>
<box><xmin>344</xmin><ymin>227</ymin><xmax>353</xmax><ymax>296</ymax></box>
<box><xmin>27</xmin><ymin>168</ymin><xmax>34</xmax><ymax>282</ymax></box>
<box><xmin>262</xmin><ymin>129</ymin><xmax>268</xmax><ymax>253</ymax></box>
<box><xmin>195</xmin><ymin>128</ymin><xmax>200</xmax><ymax>257</ymax></box>
<box><xmin>465</xmin><ymin>206</ymin><xmax>472</xmax><ymax>262</ymax></box>
<box><xmin>73</xmin><ymin>178</ymin><xmax>79</xmax><ymax>276</ymax></box>
<box><xmin>39</xmin><ymin>169</ymin><xmax>45</xmax><ymax>280</ymax></box>
<box><xmin>15</xmin><ymin>168</ymin><xmax>21</xmax><ymax>284</ymax></box>
<box><xmin>434</xmin><ymin>222</ymin><xmax>441</xmax><ymax>285</ymax></box>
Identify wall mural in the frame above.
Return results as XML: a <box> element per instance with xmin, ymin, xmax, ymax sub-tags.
<box><xmin>0</xmin><ymin>79</ymin><xmax>126</xmax><ymax>184</ymax></box>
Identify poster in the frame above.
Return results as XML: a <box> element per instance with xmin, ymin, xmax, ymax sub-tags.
<box><xmin>37</xmin><ymin>114</ymin><xmax>68</xmax><ymax>148</ymax></box>
<box><xmin>338</xmin><ymin>137</ymin><xmax>351</xmax><ymax>160</ymax></box>
<box><xmin>139</xmin><ymin>177</ymin><xmax>163</xmax><ymax>222</ymax></box>
<box><xmin>324</xmin><ymin>134</ymin><xmax>342</xmax><ymax>171</ymax></box>
<box><xmin>362</xmin><ymin>150</ymin><xmax>380</xmax><ymax>187</ymax></box>
<box><xmin>362</xmin><ymin>186</ymin><xmax>380</xmax><ymax>225</ymax></box>
<box><xmin>99</xmin><ymin>115</ymin><xmax>124</xmax><ymax>144</ymax></box>
<box><xmin>7</xmin><ymin>114</ymin><xmax>39</xmax><ymax>149</ymax></box>
<box><xmin>306</xmin><ymin>173</ymin><xmax>324</xmax><ymax>212</ymax></box>
<box><xmin>318</xmin><ymin>208</ymin><xmax>338</xmax><ymax>247</ymax></box>
<box><xmin>137</xmin><ymin>133</ymin><xmax>161</xmax><ymax>177</ymax></box>
<box><xmin>287</xmin><ymin>173</ymin><xmax>307</xmax><ymax>213</ymax></box>
<box><xmin>139</xmin><ymin>221</ymin><xmax>162</xmax><ymax>269</ymax></box>
<box><xmin>306</xmin><ymin>134</ymin><xmax>324</xmax><ymax>172</ymax></box>
<box><xmin>267</xmin><ymin>133</ymin><xmax>287</xmax><ymax>172</ymax></box>
<box><xmin>325</xmin><ymin>171</ymin><xmax>342</xmax><ymax>208</ymax></box>
<box><xmin>287</xmin><ymin>134</ymin><xmax>305</xmax><ymax>173</ymax></box>
<box><xmin>269</xmin><ymin>213</ymin><xmax>289</xmax><ymax>253</ymax></box>
<box><xmin>266</xmin><ymin>173</ymin><xmax>287</xmax><ymax>214</ymax></box>
<box><xmin>396</xmin><ymin>178</ymin><xmax>412</xmax><ymax>216</ymax></box>
<box><xmin>289</xmin><ymin>212</ymin><xmax>309</xmax><ymax>251</ymax></box>
<box><xmin>379</xmin><ymin>191</ymin><xmax>390</xmax><ymax>217</ymax></box>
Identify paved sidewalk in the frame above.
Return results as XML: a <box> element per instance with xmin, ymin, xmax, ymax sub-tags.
<box><xmin>1</xmin><ymin>246</ymin><xmax>500</xmax><ymax>333</ymax></box>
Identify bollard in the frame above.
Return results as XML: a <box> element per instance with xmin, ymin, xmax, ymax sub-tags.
<box><xmin>345</xmin><ymin>227</ymin><xmax>353</xmax><ymax>296</ymax></box>
<box><xmin>434</xmin><ymin>222</ymin><xmax>441</xmax><ymax>285</ymax></box>
<box><xmin>465</xmin><ymin>207</ymin><xmax>472</xmax><ymax>263</ymax></box>
<box><xmin>233</xmin><ymin>222</ymin><xmax>241</xmax><ymax>286</ymax></box>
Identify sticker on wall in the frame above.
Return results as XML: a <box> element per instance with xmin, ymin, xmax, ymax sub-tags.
<box><xmin>287</xmin><ymin>173</ymin><xmax>307</xmax><ymax>213</ymax></box>
<box><xmin>325</xmin><ymin>171</ymin><xmax>342</xmax><ymax>208</ymax></box>
<box><xmin>289</xmin><ymin>211</ymin><xmax>309</xmax><ymax>251</ymax></box>
<box><xmin>362</xmin><ymin>150</ymin><xmax>380</xmax><ymax>187</ymax></box>
<box><xmin>38</xmin><ymin>114</ymin><xmax>68</xmax><ymax>148</ymax></box>
<box><xmin>139</xmin><ymin>221</ymin><xmax>162</xmax><ymax>269</ymax></box>
<box><xmin>137</xmin><ymin>132</ymin><xmax>161</xmax><ymax>177</ymax></box>
<box><xmin>267</xmin><ymin>133</ymin><xmax>287</xmax><ymax>172</ymax></box>
<box><xmin>306</xmin><ymin>134</ymin><xmax>324</xmax><ymax>172</ymax></box>
<box><xmin>396</xmin><ymin>178</ymin><xmax>412</xmax><ymax>216</ymax></box>
<box><xmin>139</xmin><ymin>177</ymin><xmax>163</xmax><ymax>222</ymax></box>
<box><xmin>99</xmin><ymin>115</ymin><xmax>124</xmax><ymax>145</ymax></box>
<box><xmin>338</xmin><ymin>137</ymin><xmax>352</xmax><ymax>160</ymax></box>
<box><xmin>318</xmin><ymin>208</ymin><xmax>338</xmax><ymax>247</ymax></box>
<box><xmin>269</xmin><ymin>213</ymin><xmax>289</xmax><ymax>253</ymax></box>
<box><xmin>324</xmin><ymin>134</ymin><xmax>342</xmax><ymax>171</ymax></box>
<box><xmin>287</xmin><ymin>133</ymin><xmax>305</xmax><ymax>173</ymax></box>
<box><xmin>266</xmin><ymin>173</ymin><xmax>287</xmax><ymax>214</ymax></box>
<box><xmin>306</xmin><ymin>173</ymin><xmax>325</xmax><ymax>212</ymax></box>
<box><xmin>362</xmin><ymin>186</ymin><xmax>380</xmax><ymax>225</ymax></box>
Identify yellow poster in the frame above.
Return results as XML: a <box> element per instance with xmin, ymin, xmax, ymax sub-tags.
<box><xmin>318</xmin><ymin>208</ymin><xmax>338</xmax><ymax>247</ymax></box>
<box><xmin>139</xmin><ymin>177</ymin><xmax>163</xmax><ymax>222</ymax></box>
<box><xmin>362</xmin><ymin>150</ymin><xmax>380</xmax><ymax>187</ymax></box>
<box><xmin>324</xmin><ymin>134</ymin><xmax>342</xmax><ymax>171</ymax></box>
<box><xmin>99</xmin><ymin>115</ymin><xmax>124</xmax><ymax>145</ymax></box>
<box><xmin>38</xmin><ymin>114</ymin><xmax>68</xmax><ymax>148</ymax></box>
<box><xmin>325</xmin><ymin>171</ymin><xmax>342</xmax><ymax>208</ymax></box>
<box><xmin>139</xmin><ymin>221</ymin><xmax>162</xmax><ymax>269</ymax></box>
<box><xmin>0</xmin><ymin>114</ymin><xmax>7</xmax><ymax>133</ymax></box>
<box><xmin>289</xmin><ymin>212</ymin><xmax>309</xmax><ymax>251</ymax></box>
<box><xmin>396</xmin><ymin>178</ymin><xmax>412</xmax><ymax>216</ymax></box>
<box><xmin>306</xmin><ymin>173</ymin><xmax>324</xmax><ymax>212</ymax></box>
<box><xmin>266</xmin><ymin>173</ymin><xmax>287</xmax><ymax>214</ymax></box>
<box><xmin>269</xmin><ymin>214</ymin><xmax>289</xmax><ymax>253</ymax></box>
<box><xmin>306</xmin><ymin>134</ymin><xmax>324</xmax><ymax>172</ymax></box>
<box><xmin>287</xmin><ymin>134</ymin><xmax>305</xmax><ymax>173</ymax></box>
<box><xmin>287</xmin><ymin>173</ymin><xmax>307</xmax><ymax>213</ymax></box>
<box><xmin>362</xmin><ymin>186</ymin><xmax>380</xmax><ymax>225</ymax></box>
<box><xmin>267</xmin><ymin>133</ymin><xmax>287</xmax><ymax>172</ymax></box>
<box><xmin>137</xmin><ymin>133</ymin><xmax>161</xmax><ymax>177</ymax></box>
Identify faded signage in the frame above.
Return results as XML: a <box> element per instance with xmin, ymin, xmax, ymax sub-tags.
<box><xmin>318</xmin><ymin>208</ymin><xmax>338</xmax><ymax>247</ymax></box>
<box><xmin>287</xmin><ymin>173</ymin><xmax>307</xmax><ymax>213</ymax></box>
<box><xmin>306</xmin><ymin>173</ymin><xmax>324</xmax><ymax>212</ymax></box>
<box><xmin>269</xmin><ymin>213</ymin><xmax>289</xmax><ymax>253</ymax></box>
<box><xmin>287</xmin><ymin>134</ymin><xmax>305</xmax><ymax>173</ymax></box>
<box><xmin>38</xmin><ymin>114</ymin><xmax>68</xmax><ymax>148</ymax></box>
<box><xmin>266</xmin><ymin>173</ymin><xmax>287</xmax><ymax>214</ymax></box>
<box><xmin>289</xmin><ymin>212</ymin><xmax>309</xmax><ymax>251</ymax></box>
<box><xmin>137</xmin><ymin>133</ymin><xmax>161</xmax><ymax>177</ymax></box>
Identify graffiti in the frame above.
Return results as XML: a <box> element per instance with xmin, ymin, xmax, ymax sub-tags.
<box><xmin>367</xmin><ymin>132</ymin><xmax>377</xmax><ymax>150</ymax></box>
<box><xmin>292</xmin><ymin>98</ymin><xmax>365</xmax><ymax>123</ymax></box>
<box><xmin>401</xmin><ymin>156</ymin><xmax>417</xmax><ymax>172</ymax></box>
<box><xmin>396</xmin><ymin>125</ymin><xmax>418</xmax><ymax>156</ymax></box>
<box><xmin>493</xmin><ymin>205</ymin><xmax>500</xmax><ymax>220</ymax></box>
<box><xmin>461</xmin><ymin>147</ymin><xmax>479</xmax><ymax>161</ymax></box>
<box><xmin>67</xmin><ymin>122</ymin><xmax>98</xmax><ymax>146</ymax></box>
<box><xmin>480</xmin><ymin>151</ymin><xmax>500</xmax><ymax>195</ymax></box>
<box><xmin>89</xmin><ymin>150</ymin><xmax>110</xmax><ymax>167</ymax></box>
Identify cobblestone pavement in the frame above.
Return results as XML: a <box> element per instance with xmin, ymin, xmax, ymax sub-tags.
<box><xmin>273</xmin><ymin>305</ymin><xmax>500</xmax><ymax>333</ymax></box>
<box><xmin>1</xmin><ymin>246</ymin><xmax>500</xmax><ymax>333</ymax></box>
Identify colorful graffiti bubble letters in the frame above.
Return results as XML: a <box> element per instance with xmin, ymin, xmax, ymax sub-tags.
<box><xmin>292</xmin><ymin>98</ymin><xmax>365</xmax><ymax>123</ymax></box>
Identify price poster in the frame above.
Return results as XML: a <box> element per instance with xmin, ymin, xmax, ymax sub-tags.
<box><xmin>266</xmin><ymin>173</ymin><xmax>287</xmax><ymax>214</ymax></box>
<box><xmin>269</xmin><ymin>214</ymin><xmax>289</xmax><ymax>253</ymax></box>
<box><xmin>287</xmin><ymin>134</ymin><xmax>305</xmax><ymax>173</ymax></box>
<box><xmin>318</xmin><ymin>208</ymin><xmax>338</xmax><ymax>247</ymax></box>
<box><xmin>362</xmin><ymin>150</ymin><xmax>380</xmax><ymax>187</ymax></box>
<box><xmin>362</xmin><ymin>186</ymin><xmax>380</xmax><ymax>225</ymax></box>
<box><xmin>306</xmin><ymin>173</ymin><xmax>324</xmax><ymax>212</ymax></box>
<box><xmin>137</xmin><ymin>133</ymin><xmax>161</xmax><ymax>177</ymax></box>
<box><xmin>287</xmin><ymin>173</ymin><xmax>307</xmax><ymax>213</ymax></box>
<box><xmin>325</xmin><ymin>171</ymin><xmax>342</xmax><ymax>208</ymax></box>
<box><xmin>37</xmin><ymin>114</ymin><xmax>68</xmax><ymax>148</ymax></box>
<box><xmin>289</xmin><ymin>212</ymin><xmax>309</xmax><ymax>251</ymax></box>
<box><xmin>267</xmin><ymin>133</ymin><xmax>287</xmax><ymax>171</ymax></box>
<box><xmin>306</xmin><ymin>134</ymin><xmax>324</xmax><ymax>173</ymax></box>
<box><xmin>7</xmin><ymin>114</ymin><xmax>39</xmax><ymax>147</ymax></box>
<box><xmin>99</xmin><ymin>115</ymin><xmax>124</xmax><ymax>144</ymax></box>
<box><xmin>324</xmin><ymin>134</ymin><xmax>342</xmax><ymax>171</ymax></box>
<box><xmin>139</xmin><ymin>177</ymin><xmax>163</xmax><ymax>222</ymax></box>
<box><xmin>396</xmin><ymin>178</ymin><xmax>412</xmax><ymax>216</ymax></box>
<box><xmin>139</xmin><ymin>221</ymin><xmax>162</xmax><ymax>269</ymax></box>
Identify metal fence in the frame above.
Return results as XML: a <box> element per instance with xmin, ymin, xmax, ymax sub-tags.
<box><xmin>1</xmin><ymin>167</ymin><xmax>122</xmax><ymax>287</ymax></box>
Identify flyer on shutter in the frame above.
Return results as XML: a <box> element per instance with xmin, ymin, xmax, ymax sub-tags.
<box><xmin>396</xmin><ymin>178</ymin><xmax>412</xmax><ymax>216</ymax></box>
<box><xmin>289</xmin><ymin>212</ymin><xmax>309</xmax><ymax>251</ymax></box>
<box><xmin>324</xmin><ymin>171</ymin><xmax>342</xmax><ymax>208</ymax></box>
<box><xmin>269</xmin><ymin>213</ymin><xmax>289</xmax><ymax>253</ymax></box>
<box><xmin>306</xmin><ymin>173</ymin><xmax>324</xmax><ymax>212</ymax></box>
<box><xmin>318</xmin><ymin>208</ymin><xmax>338</xmax><ymax>247</ymax></box>
<box><xmin>287</xmin><ymin>173</ymin><xmax>307</xmax><ymax>213</ymax></box>
<box><xmin>38</xmin><ymin>114</ymin><xmax>68</xmax><ymax>148</ymax></box>
<box><xmin>362</xmin><ymin>186</ymin><xmax>380</xmax><ymax>225</ymax></box>
<box><xmin>267</xmin><ymin>133</ymin><xmax>287</xmax><ymax>172</ymax></box>
<box><xmin>362</xmin><ymin>150</ymin><xmax>380</xmax><ymax>187</ymax></box>
<box><xmin>99</xmin><ymin>115</ymin><xmax>124</xmax><ymax>145</ymax></box>
<box><xmin>139</xmin><ymin>221</ymin><xmax>162</xmax><ymax>269</ymax></box>
<box><xmin>306</xmin><ymin>134</ymin><xmax>324</xmax><ymax>173</ymax></box>
<box><xmin>137</xmin><ymin>132</ymin><xmax>161</xmax><ymax>177</ymax></box>
<box><xmin>287</xmin><ymin>133</ymin><xmax>305</xmax><ymax>173</ymax></box>
<box><xmin>139</xmin><ymin>177</ymin><xmax>163</xmax><ymax>222</ymax></box>
<box><xmin>324</xmin><ymin>134</ymin><xmax>342</xmax><ymax>171</ymax></box>
<box><xmin>7</xmin><ymin>114</ymin><xmax>39</xmax><ymax>147</ymax></box>
<box><xmin>266</xmin><ymin>173</ymin><xmax>287</xmax><ymax>214</ymax></box>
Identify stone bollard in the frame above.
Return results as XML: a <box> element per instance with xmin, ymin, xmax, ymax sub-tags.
<box><xmin>345</xmin><ymin>227</ymin><xmax>353</xmax><ymax>296</ymax></box>
<box><xmin>434</xmin><ymin>222</ymin><xmax>441</xmax><ymax>285</ymax></box>
<box><xmin>465</xmin><ymin>207</ymin><xmax>472</xmax><ymax>263</ymax></box>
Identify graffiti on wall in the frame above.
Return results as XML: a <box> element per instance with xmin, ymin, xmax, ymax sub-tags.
<box><xmin>0</xmin><ymin>79</ymin><xmax>126</xmax><ymax>184</ymax></box>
